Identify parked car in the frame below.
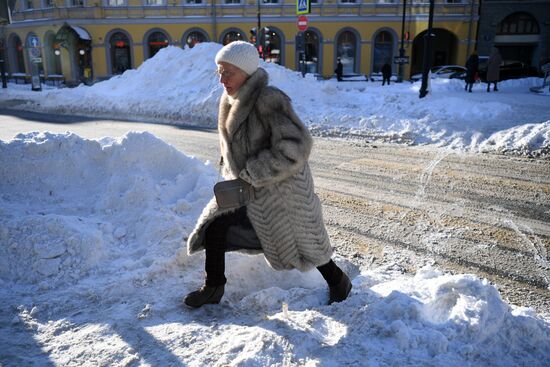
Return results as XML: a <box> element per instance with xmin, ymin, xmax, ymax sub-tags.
<box><xmin>477</xmin><ymin>60</ymin><xmax>541</xmax><ymax>82</ymax></box>
<box><xmin>410</xmin><ymin>65</ymin><xmax>467</xmax><ymax>82</ymax></box>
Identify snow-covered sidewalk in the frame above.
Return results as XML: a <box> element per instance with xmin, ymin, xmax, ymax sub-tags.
<box><xmin>1</xmin><ymin>132</ymin><xmax>549</xmax><ymax>366</ymax></box>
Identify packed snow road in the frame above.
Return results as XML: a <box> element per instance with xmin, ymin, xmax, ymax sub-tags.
<box><xmin>1</xmin><ymin>108</ymin><xmax>549</xmax><ymax>315</ymax></box>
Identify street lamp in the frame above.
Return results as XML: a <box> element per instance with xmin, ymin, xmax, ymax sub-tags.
<box><xmin>256</xmin><ymin>0</ymin><xmax>261</xmax><ymax>49</ymax></box>
<box><xmin>419</xmin><ymin>0</ymin><xmax>435</xmax><ymax>99</ymax></box>
<box><xmin>397</xmin><ymin>0</ymin><xmax>407</xmax><ymax>83</ymax></box>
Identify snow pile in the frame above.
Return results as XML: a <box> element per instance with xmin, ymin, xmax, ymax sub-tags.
<box><xmin>1</xmin><ymin>42</ymin><xmax>549</xmax><ymax>155</ymax></box>
<box><xmin>0</xmin><ymin>131</ymin><xmax>216</xmax><ymax>285</ymax></box>
<box><xmin>38</xmin><ymin>44</ymin><xmax>223</xmax><ymax>125</ymax></box>
<box><xmin>1</xmin><ymin>132</ymin><xmax>549</xmax><ymax>366</ymax></box>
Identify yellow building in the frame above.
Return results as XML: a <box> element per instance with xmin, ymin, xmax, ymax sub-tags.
<box><xmin>3</xmin><ymin>0</ymin><xmax>479</xmax><ymax>85</ymax></box>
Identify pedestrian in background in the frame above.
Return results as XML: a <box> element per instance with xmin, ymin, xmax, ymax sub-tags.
<box><xmin>465</xmin><ymin>51</ymin><xmax>479</xmax><ymax>93</ymax></box>
<box><xmin>381</xmin><ymin>62</ymin><xmax>392</xmax><ymax>86</ymax></box>
<box><xmin>335</xmin><ymin>57</ymin><xmax>343</xmax><ymax>82</ymax></box>
<box><xmin>184</xmin><ymin>41</ymin><xmax>353</xmax><ymax>308</ymax></box>
<box><xmin>486</xmin><ymin>47</ymin><xmax>502</xmax><ymax>92</ymax></box>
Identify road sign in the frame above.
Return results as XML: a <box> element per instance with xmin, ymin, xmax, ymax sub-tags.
<box><xmin>296</xmin><ymin>0</ymin><xmax>310</xmax><ymax>15</ymax></box>
<box><xmin>29</xmin><ymin>36</ymin><xmax>40</xmax><ymax>48</ymax></box>
<box><xmin>30</xmin><ymin>47</ymin><xmax>41</xmax><ymax>58</ymax></box>
<box><xmin>393</xmin><ymin>56</ymin><xmax>409</xmax><ymax>65</ymax></box>
<box><xmin>297</xmin><ymin>15</ymin><xmax>308</xmax><ymax>32</ymax></box>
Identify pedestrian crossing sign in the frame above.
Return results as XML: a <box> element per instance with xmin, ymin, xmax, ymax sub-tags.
<box><xmin>296</xmin><ymin>0</ymin><xmax>310</xmax><ymax>15</ymax></box>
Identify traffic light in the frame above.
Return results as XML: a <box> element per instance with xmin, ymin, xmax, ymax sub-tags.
<box><xmin>249</xmin><ymin>27</ymin><xmax>257</xmax><ymax>44</ymax></box>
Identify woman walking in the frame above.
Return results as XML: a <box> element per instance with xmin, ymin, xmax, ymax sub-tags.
<box><xmin>184</xmin><ymin>41</ymin><xmax>352</xmax><ymax>308</ymax></box>
<box><xmin>486</xmin><ymin>47</ymin><xmax>502</xmax><ymax>92</ymax></box>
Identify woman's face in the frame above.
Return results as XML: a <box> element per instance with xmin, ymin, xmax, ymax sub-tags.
<box><xmin>217</xmin><ymin>62</ymin><xmax>248</xmax><ymax>97</ymax></box>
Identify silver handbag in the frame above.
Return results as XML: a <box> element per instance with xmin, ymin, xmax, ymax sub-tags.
<box><xmin>213</xmin><ymin>157</ymin><xmax>254</xmax><ymax>209</ymax></box>
<box><xmin>214</xmin><ymin>179</ymin><xmax>254</xmax><ymax>209</ymax></box>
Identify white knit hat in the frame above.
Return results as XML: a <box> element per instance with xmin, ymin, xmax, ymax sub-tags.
<box><xmin>215</xmin><ymin>41</ymin><xmax>259</xmax><ymax>75</ymax></box>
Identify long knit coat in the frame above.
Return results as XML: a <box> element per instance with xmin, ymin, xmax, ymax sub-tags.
<box><xmin>187</xmin><ymin>68</ymin><xmax>333</xmax><ymax>272</ymax></box>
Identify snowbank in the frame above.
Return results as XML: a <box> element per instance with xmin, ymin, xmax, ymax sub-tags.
<box><xmin>1</xmin><ymin>132</ymin><xmax>549</xmax><ymax>366</ymax></box>
<box><xmin>0</xmin><ymin>131</ymin><xmax>216</xmax><ymax>285</ymax></box>
<box><xmin>1</xmin><ymin>43</ymin><xmax>549</xmax><ymax>156</ymax></box>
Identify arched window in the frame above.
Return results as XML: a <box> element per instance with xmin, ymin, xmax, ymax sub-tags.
<box><xmin>147</xmin><ymin>31</ymin><xmax>169</xmax><ymax>58</ymax></box>
<box><xmin>44</xmin><ymin>32</ymin><xmax>62</xmax><ymax>76</ymax></box>
<box><xmin>373</xmin><ymin>31</ymin><xmax>393</xmax><ymax>73</ymax></box>
<box><xmin>222</xmin><ymin>31</ymin><xmax>244</xmax><ymax>45</ymax></box>
<box><xmin>304</xmin><ymin>30</ymin><xmax>319</xmax><ymax>73</ymax></box>
<box><xmin>110</xmin><ymin>32</ymin><xmax>131</xmax><ymax>74</ymax></box>
<box><xmin>497</xmin><ymin>12</ymin><xmax>540</xmax><ymax>35</ymax></box>
<box><xmin>186</xmin><ymin>31</ymin><xmax>207</xmax><ymax>48</ymax></box>
<box><xmin>10</xmin><ymin>35</ymin><xmax>26</xmax><ymax>74</ymax></box>
<box><xmin>336</xmin><ymin>30</ymin><xmax>357</xmax><ymax>74</ymax></box>
<box><xmin>261</xmin><ymin>28</ymin><xmax>282</xmax><ymax>64</ymax></box>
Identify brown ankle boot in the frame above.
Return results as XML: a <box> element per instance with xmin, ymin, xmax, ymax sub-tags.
<box><xmin>184</xmin><ymin>285</ymin><xmax>224</xmax><ymax>308</ymax></box>
<box><xmin>328</xmin><ymin>273</ymin><xmax>352</xmax><ymax>304</ymax></box>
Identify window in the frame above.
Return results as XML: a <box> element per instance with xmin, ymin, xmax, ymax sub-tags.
<box><xmin>263</xmin><ymin>0</ymin><xmax>279</xmax><ymax>3</ymax></box>
<box><xmin>146</xmin><ymin>0</ymin><xmax>164</xmax><ymax>5</ymax></box>
<box><xmin>337</xmin><ymin>31</ymin><xmax>357</xmax><ymax>74</ymax></box>
<box><xmin>302</xmin><ymin>30</ymin><xmax>319</xmax><ymax>74</ymax></box>
<box><xmin>259</xmin><ymin>28</ymin><xmax>281</xmax><ymax>64</ymax></box>
<box><xmin>339</xmin><ymin>0</ymin><xmax>356</xmax><ymax>3</ymax></box>
<box><xmin>147</xmin><ymin>31</ymin><xmax>169</xmax><ymax>59</ymax></box>
<box><xmin>222</xmin><ymin>31</ymin><xmax>244</xmax><ymax>45</ymax></box>
<box><xmin>110</xmin><ymin>32</ymin><xmax>132</xmax><ymax>74</ymax></box>
<box><xmin>224</xmin><ymin>0</ymin><xmax>241</xmax><ymax>4</ymax></box>
<box><xmin>107</xmin><ymin>0</ymin><xmax>126</xmax><ymax>5</ymax></box>
<box><xmin>44</xmin><ymin>0</ymin><xmax>55</xmax><ymax>7</ymax></box>
<box><xmin>186</xmin><ymin>0</ymin><xmax>202</xmax><ymax>4</ymax></box>
<box><xmin>9</xmin><ymin>35</ymin><xmax>26</xmax><ymax>74</ymax></box>
<box><xmin>186</xmin><ymin>31</ymin><xmax>207</xmax><ymax>48</ymax></box>
<box><xmin>26</xmin><ymin>0</ymin><xmax>34</xmax><ymax>9</ymax></box>
<box><xmin>497</xmin><ymin>12</ymin><xmax>540</xmax><ymax>35</ymax></box>
<box><xmin>70</xmin><ymin>0</ymin><xmax>84</xmax><ymax>6</ymax></box>
<box><xmin>373</xmin><ymin>31</ymin><xmax>393</xmax><ymax>73</ymax></box>
<box><xmin>445</xmin><ymin>0</ymin><xmax>463</xmax><ymax>3</ymax></box>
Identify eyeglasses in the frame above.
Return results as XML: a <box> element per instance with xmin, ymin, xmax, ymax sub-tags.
<box><xmin>216</xmin><ymin>69</ymin><xmax>236</xmax><ymax>79</ymax></box>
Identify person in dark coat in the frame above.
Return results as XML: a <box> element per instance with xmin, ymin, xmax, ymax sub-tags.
<box><xmin>486</xmin><ymin>47</ymin><xmax>502</xmax><ymax>92</ymax></box>
<box><xmin>335</xmin><ymin>57</ymin><xmax>343</xmax><ymax>81</ymax></box>
<box><xmin>381</xmin><ymin>63</ymin><xmax>392</xmax><ymax>86</ymax></box>
<box><xmin>184</xmin><ymin>41</ymin><xmax>352</xmax><ymax>308</ymax></box>
<box><xmin>464</xmin><ymin>51</ymin><xmax>479</xmax><ymax>93</ymax></box>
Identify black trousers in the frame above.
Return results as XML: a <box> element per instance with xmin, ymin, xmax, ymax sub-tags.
<box><xmin>204</xmin><ymin>207</ymin><xmax>343</xmax><ymax>287</ymax></box>
<box><xmin>382</xmin><ymin>77</ymin><xmax>390</xmax><ymax>86</ymax></box>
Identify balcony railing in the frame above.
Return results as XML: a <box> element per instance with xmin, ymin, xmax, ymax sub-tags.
<box><xmin>11</xmin><ymin>2</ymin><xmax>476</xmax><ymax>22</ymax></box>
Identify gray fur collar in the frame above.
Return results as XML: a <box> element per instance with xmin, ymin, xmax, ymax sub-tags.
<box><xmin>218</xmin><ymin>68</ymin><xmax>269</xmax><ymax>138</ymax></box>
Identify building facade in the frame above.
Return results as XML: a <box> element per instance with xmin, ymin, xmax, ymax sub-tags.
<box><xmin>477</xmin><ymin>0</ymin><xmax>550</xmax><ymax>67</ymax></box>
<box><xmin>3</xmin><ymin>0</ymin><xmax>479</xmax><ymax>85</ymax></box>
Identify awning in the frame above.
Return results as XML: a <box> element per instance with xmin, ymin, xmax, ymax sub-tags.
<box><xmin>55</xmin><ymin>23</ymin><xmax>91</xmax><ymax>45</ymax></box>
<box><xmin>70</xmin><ymin>25</ymin><xmax>91</xmax><ymax>41</ymax></box>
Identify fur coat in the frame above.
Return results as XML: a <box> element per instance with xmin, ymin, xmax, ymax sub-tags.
<box><xmin>487</xmin><ymin>49</ymin><xmax>502</xmax><ymax>82</ymax></box>
<box><xmin>187</xmin><ymin>68</ymin><xmax>333</xmax><ymax>272</ymax></box>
